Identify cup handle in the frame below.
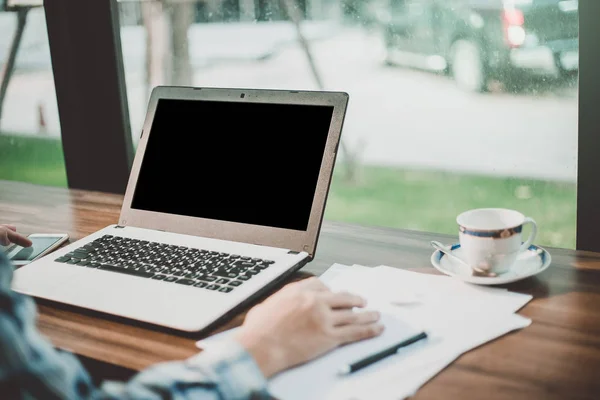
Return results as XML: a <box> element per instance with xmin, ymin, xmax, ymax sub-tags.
<box><xmin>519</xmin><ymin>217</ymin><xmax>537</xmax><ymax>252</ymax></box>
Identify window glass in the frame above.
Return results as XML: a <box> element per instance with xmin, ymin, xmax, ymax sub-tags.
<box><xmin>119</xmin><ymin>0</ymin><xmax>578</xmax><ymax>248</ymax></box>
<box><xmin>0</xmin><ymin>5</ymin><xmax>66</xmax><ymax>187</ymax></box>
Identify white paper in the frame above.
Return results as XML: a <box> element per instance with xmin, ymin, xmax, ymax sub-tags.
<box><xmin>316</xmin><ymin>265</ymin><xmax>532</xmax><ymax>399</ymax></box>
<box><xmin>198</xmin><ymin>312</ymin><xmax>423</xmax><ymax>400</ymax></box>
<box><xmin>325</xmin><ymin>313</ymin><xmax>531</xmax><ymax>400</ymax></box>
<box><xmin>322</xmin><ymin>265</ymin><xmax>424</xmax><ymax>308</ymax></box>
<box><xmin>327</xmin><ymin>354</ymin><xmax>458</xmax><ymax>400</ymax></box>
<box><xmin>319</xmin><ymin>263</ymin><xmax>370</xmax><ymax>286</ymax></box>
<box><xmin>325</xmin><ymin>265</ymin><xmax>532</xmax><ymax>333</ymax></box>
<box><xmin>197</xmin><ymin>263</ymin><xmax>533</xmax><ymax>400</ymax></box>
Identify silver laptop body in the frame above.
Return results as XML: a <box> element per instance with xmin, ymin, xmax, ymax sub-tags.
<box><xmin>12</xmin><ymin>86</ymin><xmax>348</xmax><ymax>332</ymax></box>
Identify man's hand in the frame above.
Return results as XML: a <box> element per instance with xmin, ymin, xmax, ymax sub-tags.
<box><xmin>234</xmin><ymin>277</ymin><xmax>383</xmax><ymax>378</ymax></box>
<box><xmin>0</xmin><ymin>225</ymin><xmax>32</xmax><ymax>247</ymax></box>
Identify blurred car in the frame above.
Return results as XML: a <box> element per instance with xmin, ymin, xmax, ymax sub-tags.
<box><xmin>377</xmin><ymin>0</ymin><xmax>579</xmax><ymax>92</ymax></box>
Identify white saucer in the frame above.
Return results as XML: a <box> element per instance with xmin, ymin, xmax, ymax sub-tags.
<box><xmin>430</xmin><ymin>244</ymin><xmax>551</xmax><ymax>285</ymax></box>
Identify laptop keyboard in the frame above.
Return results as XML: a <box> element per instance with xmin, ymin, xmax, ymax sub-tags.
<box><xmin>54</xmin><ymin>235</ymin><xmax>274</xmax><ymax>293</ymax></box>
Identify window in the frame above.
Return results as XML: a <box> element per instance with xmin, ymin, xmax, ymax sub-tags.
<box><xmin>0</xmin><ymin>4</ymin><xmax>66</xmax><ymax>187</ymax></box>
<box><xmin>118</xmin><ymin>0</ymin><xmax>578</xmax><ymax>248</ymax></box>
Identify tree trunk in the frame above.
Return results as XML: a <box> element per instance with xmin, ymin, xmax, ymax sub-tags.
<box><xmin>141</xmin><ymin>0</ymin><xmax>169</xmax><ymax>102</ymax></box>
<box><xmin>239</xmin><ymin>0</ymin><xmax>256</xmax><ymax>21</ymax></box>
<box><xmin>279</xmin><ymin>0</ymin><xmax>361</xmax><ymax>183</ymax></box>
<box><xmin>279</xmin><ymin>0</ymin><xmax>322</xmax><ymax>89</ymax></box>
<box><xmin>168</xmin><ymin>0</ymin><xmax>194</xmax><ymax>86</ymax></box>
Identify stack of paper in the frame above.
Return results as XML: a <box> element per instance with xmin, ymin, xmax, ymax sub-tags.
<box><xmin>320</xmin><ymin>264</ymin><xmax>532</xmax><ymax>400</ymax></box>
<box><xmin>198</xmin><ymin>264</ymin><xmax>532</xmax><ymax>400</ymax></box>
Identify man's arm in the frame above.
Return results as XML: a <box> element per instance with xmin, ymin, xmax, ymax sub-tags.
<box><xmin>0</xmin><ymin>224</ymin><xmax>383</xmax><ymax>399</ymax></box>
<box><xmin>0</xmin><ymin>250</ymin><xmax>269</xmax><ymax>399</ymax></box>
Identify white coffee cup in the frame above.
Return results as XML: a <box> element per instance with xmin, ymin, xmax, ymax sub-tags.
<box><xmin>456</xmin><ymin>208</ymin><xmax>537</xmax><ymax>274</ymax></box>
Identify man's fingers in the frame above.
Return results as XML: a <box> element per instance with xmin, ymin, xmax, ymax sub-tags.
<box><xmin>326</xmin><ymin>291</ymin><xmax>366</xmax><ymax>309</ymax></box>
<box><xmin>335</xmin><ymin>323</ymin><xmax>385</xmax><ymax>345</ymax></box>
<box><xmin>332</xmin><ymin>310</ymin><xmax>380</xmax><ymax>327</ymax></box>
<box><xmin>6</xmin><ymin>230</ymin><xmax>32</xmax><ymax>247</ymax></box>
<box><xmin>0</xmin><ymin>227</ymin><xmax>30</xmax><ymax>247</ymax></box>
<box><xmin>0</xmin><ymin>230</ymin><xmax>10</xmax><ymax>246</ymax></box>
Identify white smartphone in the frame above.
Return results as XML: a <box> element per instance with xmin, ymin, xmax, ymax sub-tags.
<box><xmin>5</xmin><ymin>233</ymin><xmax>70</xmax><ymax>266</ymax></box>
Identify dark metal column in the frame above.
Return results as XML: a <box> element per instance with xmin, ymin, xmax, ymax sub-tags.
<box><xmin>45</xmin><ymin>0</ymin><xmax>133</xmax><ymax>194</ymax></box>
<box><xmin>577</xmin><ymin>1</ymin><xmax>600</xmax><ymax>251</ymax></box>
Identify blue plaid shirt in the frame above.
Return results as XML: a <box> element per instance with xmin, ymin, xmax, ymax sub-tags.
<box><xmin>0</xmin><ymin>251</ymin><xmax>270</xmax><ymax>399</ymax></box>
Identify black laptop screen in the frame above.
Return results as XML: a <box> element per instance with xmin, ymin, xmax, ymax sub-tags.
<box><xmin>130</xmin><ymin>98</ymin><xmax>334</xmax><ymax>231</ymax></box>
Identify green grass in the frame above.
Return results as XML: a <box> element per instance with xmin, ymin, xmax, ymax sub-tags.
<box><xmin>325</xmin><ymin>166</ymin><xmax>576</xmax><ymax>249</ymax></box>
<box><xmin>0</xmin><ymin>134</ymin><xmax>576</xmax><ymax>249</ymax></box>
<box><xmin>0</xmin><ymin>133</ymin><xmax>67</xmax><ymax>187</ymax></box>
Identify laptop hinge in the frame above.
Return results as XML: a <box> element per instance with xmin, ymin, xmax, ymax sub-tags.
<box><xmin>287</xmin><ymin>250</ymin><xmax>300</xmax><ymax>255</ymax></box>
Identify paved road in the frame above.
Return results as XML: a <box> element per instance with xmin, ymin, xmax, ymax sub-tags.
<box><xmin>127</xmin><ymin>28</ymin><xmax>578</xmax><ymax>182</ymax></box>
<box><xmin>0</xmin><ymin>13</ymin><xmax>578</xmax><ymax>182</ymax></box>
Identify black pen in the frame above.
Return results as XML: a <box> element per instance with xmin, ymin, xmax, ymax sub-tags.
<box><xmin>337</xmin><ymin>331</ymin><xmax>428</xmax><ymax>375</ymax></box>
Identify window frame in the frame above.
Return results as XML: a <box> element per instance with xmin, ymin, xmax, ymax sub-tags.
<box><xmin>44</xmin><ymin>0</ymin><xmax>133</xmax><ymax>194</ymax></box>
<box><xmin>44</xmin><ymin>0</ymin><xmax>598</xmax><ymax>251</ymax></box>
<box><xmin>576</xmin><ymin>0</ymin><xmax>598</xmax><ymax>252</ymax></box>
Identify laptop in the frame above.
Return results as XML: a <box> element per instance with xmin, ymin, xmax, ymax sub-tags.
<box><xmin>12</xmin><ymin>86</ymin><xmax>348</xmax><ymax>332</ymax></box>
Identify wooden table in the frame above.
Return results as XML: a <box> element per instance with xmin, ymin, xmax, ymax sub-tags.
<box><xmin>1</xmin><ymin>180</ymin><xmax>600</xmax><ymax>399</ymax></box>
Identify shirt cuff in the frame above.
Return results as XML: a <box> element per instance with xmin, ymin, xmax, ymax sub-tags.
<box><xmin>187</xmin><ymin>339</ymin><xmax>269</xmax><ymax>400</ymax></box>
